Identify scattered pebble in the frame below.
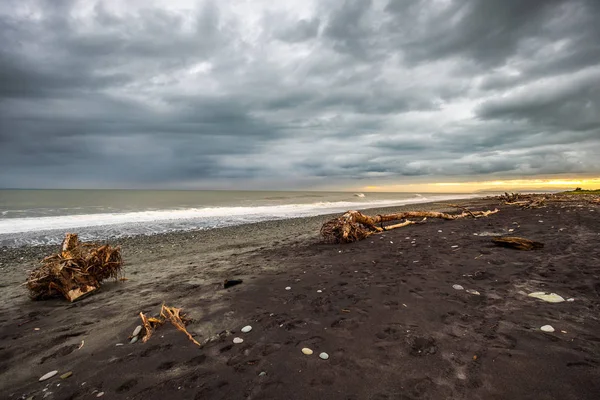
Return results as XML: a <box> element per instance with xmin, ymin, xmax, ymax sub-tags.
<box><xmin>390</xmin><ymin>241</ymin><xmax>393</xmax><ymax>244</ymax></box>
<box><xmin>567</xmin><ymin>298</ymin><xmax>575</xmax><ymax>302</ymax></box>
<box><xmin>317</xmin><ymin>290</ymin><xmax>322</xmax><ymax>293</ymax></box>
<box><xmin>561</xmin><ymin>330</ymin><xmax>568</xmax><ymax>334</ymax></box>
<box><xmin>258</xmin><ymin>371</ymin><xmax>267</xmax><ymax>377</ymax></box>
<box><xmin>538</xmin><ymin>220</ymin><xmax>544</xmax><ymax>223</ymax></box>
<box><xmin>241</xmin><ymin>325</ymin><xmax>252</xmax><ymax>333</ymax></box>
<box><xmin>130</xmin><ymin>336</ymin><xmax>139</xmax><ymax>344</ymax></box>
<box><xmin>452</xmin><ymin>284</ymin><xmax>464</xmax><ymax>290</ymax></box>
<box><xmin>302</xmin><ymin>348</ymin><xmax>313</xmax><ymax>355</ymax></box>
<box><xmin>233</xmin><ymin>337</ymin><xmax>244</xmax><ymax>344</ymax></box>
<box><xmin>451</xmin><ymin>245</ymin><xmax>459</xmax><ymax>248</ymax></box>
<box><xmin>285</xmin><ymin>287</ymin><xmax>291</xmax><ymax>290</ymax></box>
<box><xmin>508</xmin><ymin>229</ymin><xmax>514</xmax><ymax>232</ymax></box>
<box><xmin>319</xmin><ymin>352</ymin><xmax>329</xmax><ymax>360</ymax></box>
<box><xmin>116</xmin><ymin>343</ymin><xmax>124</xmax><ymax>346</ymax></box>
<box><xmin>132</xmin><ymin>325</ymin><xmax>143</xmax><ymax>337</ymax></box>
<box><xmin>466</xmin><ymin>289</ymin><xmax>480</xmax><ymax>296</ymax></box>
<box><xmin>39</xmin><ymin>371</ymin><xmax>58</xmax><ymax>382</ymax></box>
<box><xmin>60</xmin><ymin>372</ymin><xmax>73</xmax><ymax>379</ymax></box>
<box><xmin>540</xmin><ymin>325</ymin><xmax>555</xmax><ymax>333</ymax></box>
<box><xmin>96</xmin><ymin>392</ymin><xmax>105</xmax><ymax>397</ymax></box>
<box><xmin>528</xmin><ymin>292</ymin><xmax>565</xmax><ymax>303</ymax></box>
<box><xmin>438</xmin><ymin>230</ymin><xmax>442</xmax><ymax>233</ymax></box>
<box><xmin>34</xmin><ymin>328</ymin><xmax>40</xmax><ymax>331</ymax></box>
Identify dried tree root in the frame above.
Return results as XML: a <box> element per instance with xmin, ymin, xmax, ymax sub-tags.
<box><xmin>26</xmin><ymin>233</ymin><xmax>123</xmax><ymax>301</ymax></box>
<box><xmin>139</xmin><ymin>304</ymin><xmax>199</xmax><ymax>346</ymax></box>
<box><xmin>321</xmin><ymin>208</ymin><xmax>498</xmax><ymax>244</ymax></box>
<box><xmin>492</xmin><ymin>236</ymin><xmax>544</xmax><ymax>251</ymax></box>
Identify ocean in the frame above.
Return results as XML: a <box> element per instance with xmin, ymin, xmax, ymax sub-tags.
<box><xmin>0</xmin><ymin>189</ymin><xmax>480</xmax><ymax>247</ymax></box>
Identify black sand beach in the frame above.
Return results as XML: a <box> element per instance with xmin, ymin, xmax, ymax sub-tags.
<box><xmin>1</xmin><ymin>198</ymin><xmax>600</xmax><ymax>399</ymax></box>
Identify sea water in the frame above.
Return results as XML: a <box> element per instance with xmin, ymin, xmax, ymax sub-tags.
<box><xmin>0</xmin><ymin>189</ymin><xmax>479</xmax><ymax>247</ymax></box>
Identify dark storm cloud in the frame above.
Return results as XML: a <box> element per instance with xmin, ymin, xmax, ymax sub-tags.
<box><xmin>0</xmin><ymin>0</ymin><xmax>599</xmax><ymax>189</ymax></box>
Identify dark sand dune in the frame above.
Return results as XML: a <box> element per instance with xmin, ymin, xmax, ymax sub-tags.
<box><xmin>1</xmin><ymin>199</ymin><xmax>599</xmax><ymax>399</ymax></box>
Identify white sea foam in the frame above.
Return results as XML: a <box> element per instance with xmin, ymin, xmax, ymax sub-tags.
<box><xmin>0</xmin><ymin>194</ymin><xmax>479</xmax><ymax>247</ymax></box>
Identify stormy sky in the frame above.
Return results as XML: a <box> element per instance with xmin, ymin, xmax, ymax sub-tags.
<box><xmin>1</xmin><ymin>0</ymin><xmax>599</xmax><ymax>190</ymax></box>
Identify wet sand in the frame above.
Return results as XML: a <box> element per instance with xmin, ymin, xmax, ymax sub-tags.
<box><xmin>1</xmin><ymin>198</ymin><xmax>600</xmax><ymax>399</ymax></box>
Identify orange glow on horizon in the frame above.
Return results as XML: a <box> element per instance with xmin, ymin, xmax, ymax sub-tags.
<box><xmin>360</xmin><ymin>177</ymin><xmax>600</xmax><ymax>193</ymax></box>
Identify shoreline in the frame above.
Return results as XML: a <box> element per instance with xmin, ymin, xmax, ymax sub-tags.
<box><xmin>1</xmin><ymin>196</ymin><xmax>599</xmax><ymax>399</ymax></box>
<box><xmin>0</xmin><ymin>196</ymin><xmax>489</xmax><ymax>265</ymax></box>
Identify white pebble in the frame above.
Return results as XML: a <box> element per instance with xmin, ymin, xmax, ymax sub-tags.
<box><xmin>285</xmin><ymin>287</ymin><xmax>291</xmax><ymax>290</ymax></box>
<box><xmin>233</xmin><ymin>337</ymin><xmax>244</xmax><ymax>344</ymax></box>
<box><xmin>241</xmin><ymin>325</ymin><xmax>252</xmax><ymax>333</ymax></box>
<box><xmin>317</xmin><ymin>290</ymin><xmax>322</xmax><ymax>293</ymax></box>
<box><xmin>96</xmin><ymin>392</ymin><xmax>104</xmax><ymax>398</ymax></box>
<box><xmin>39</xmin><ymin>371</ymin><xmax>58</xmax><ymax>382</ymax></box>
<box><xmin>132</xmin><ymin>325</ymin><xmax>142</xmax><ymax>337</ymax></box>
<box><xmin>438</xmin><ymin>230</ymin><xmax>442</xmax><ymax>233</ymax></box>
<box><xmin>301</xmin><ymin>348</ymin><xmax>313</xmax><ymax>355</ymax></box>
<box><xmin>319</xmin><ymin>352</ymin><xmax>329</xmax><ymax>360</ymax></box>
<box><xmin>452</xmin><ymin>284</ymin><xmax>464</xmax><ymax>290</ymax></box>
<box><xmin>451</xmin><ymin>245</ymin><xmax>459</xmax><ymax>248</ymax></box>
<box><xmin>540</xmin><ymin>325</ymin><xmax>555</xmax><ymax>333</ymax></box>
<box><xmin>466</xmin><ymin>289</ymin><xmax>480</xmax><ymax>295</ymax></box>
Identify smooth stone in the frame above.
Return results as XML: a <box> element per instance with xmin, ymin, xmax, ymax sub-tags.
<box><xmin>39</xmin><ymin>370</ymin><xmax>58</xmax><ymax>382</ymax></box>
<box><xmin>301</xmin><ymin>348</ymin><xmax>313</xmax><ymax>355</ymax></box>
<box><xmin>452</xmin><ymin>284</ymin><xmax>464</xmax><ymax>290</ymax></box>
<box><xmin>116</xmin><ymin>343</ymin><xmax>124</xmax><ymax>346</ymax></box>
<box><xmin>233</xmin><ymin>337</ymin><xmax>244</xmax><ymax>344</ymax></box>
<box><xmin>319</xmin><ymin>352</ymin><xmax>329</xmax><ymax>360</ymax></box>
<box><xmin>528</xmin><ymin>292</ymin><xmax>565</xmax><ymax>303</ymax></box>
<box><xmin>567</xmin><ymin>298</ymin><xmax>575</xmax><ymax>302</ymax></box>
<box><xmin>60</xmin><ymin>372</ymin><xmax>73</xmax><ymax>379</ymax></box>
<box><xmin>317</xmin><ymin>290</ymin><xmax>322</xmax><ymax>293</ymax></box>
<box><xmin>132</xmin><ymin>325</ymin><xmax>142</xmax><ymax>337</ymax></box>
<box><xmin>96</xmin><ymin>392</ymin><xmax>105</xmax><ymax>397</ymax></box>
<box><xmin>541</xmin><ymin>325</ymin><xmax>555</xmax><ymax>333</ymax></box>
<box><xmin>241</xmin><ymin>325</ymin><xmax>252</xmax><ymax>333</ymax></box>
<box><xmin>285</xmin><ymin>287</ymin><xmax>291</xmax><ymax>290</ymax></box>
<box><xmin>258</xmin><ymin>371</ymin><xmax>267</xmax><ymax>377</ymax></box>
<box><xmin>466</xmin><ymin>289</ymin><xmax>480</xmax><ymax>295</ymax></box>
<box><xmin>130</xmin><ymin>336</ymin><xmax>139</xmax><ymax>344</ymax></box>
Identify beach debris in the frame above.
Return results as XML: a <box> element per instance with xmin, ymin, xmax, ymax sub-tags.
<box><xmin>528</xmin><ymin>292</ymin><xmax>565</xmax><ymax>303</ymax></box>
<box><xmin>320</xmin><ymin>208</ymin><xmax>498</xmax><ymax>244</ymax></box>
<box><xmin>319</xmin><ymin>352</ymin><xmax>330</xmax><ymax>360</ymax></box>
<box><xmin>39</xmin><ymin>370</ymin><xmax>58</xmax><ymax>382</ymax></box>
<box><xmin>60</xmin><ymin>372</ymin><xmax>73</xmax><ymax>379</ymax></box>
<box><xmin>138</xmin><ymin>304</ymin><xmax>200</xmax><ymax>346</ymax></box>
<box><xmin>452</xmin><ymin>284</ymin><xmax>464</xmax><ymax>290</ymax></box>
<box><xmin>26</xmin><ymin>233</ymin><xmax>123</xmax><ymax>302</ymax></box>
<box><xmin>241</xmin><ymin>325</ymin><xmax>252</xmax><ymax>333</ymax></box>
<box><xmin>466</xmin><ymin>289</ymin><xmax>480</xmax><ymax>295</ymax></box>
<box><xmin>233</xmin><ymin>337</ymin><xmax>244</xmax><ymax>344</ymax></box>
<box><xmin>492</xmin><ymin>236</ymin><xmax>544</xmax><ymax>251</ymax></box>
<box><xmin>302</xmin><ymin>348</ymin><xmax>313</xmax><ymax>355</ymax></box>
<box><xmin>223</xmin><ymin>279</ymin><xmax>243</xmax><ymax>289</ymax></box>
<box><xmin>498</xmin><ymin>193</ymin><xmax>546</xmax><ymax>209</ymax></box>
<box><xmin>540</xmin><ymin>325</ymin><xmax>555</xmax><ymax>333</ymax></box>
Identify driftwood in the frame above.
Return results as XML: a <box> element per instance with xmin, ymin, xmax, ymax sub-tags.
<box><xmin>139</xmin><ymin>304</ymin><xmax>200</xmax><ymax>346</ymax></box>
<box><xmin>321</xmin><ymin>208</ymin><xmax>499</xmax><ymax>244</ymax></box>
<box><xmin>492</xmin><ymin>236</ymin><xmax>544</xmax><ymax>251</ymax></box>
<box><xmin>26</xmin><ymin>233</ymin><xmax>123</xmax><ymax>301</ymax></box>
<box><xmin>499</xmin><ymin>192</ymin><xmax>546</xmax><ymax>209</ymax></box>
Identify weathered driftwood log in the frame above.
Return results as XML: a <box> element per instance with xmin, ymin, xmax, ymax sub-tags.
<box><xmin>26</xmin><ymin>233</ymin><xmax>123</xmax><ymax>301</ymax></box>
<box><xmin>321</xmin><ymin>208</ymin><xmax>499</xmax><ymax>244</ymax></box>
<box><xmin>492</xmin><ymin>236</ymin><xmax>544</xmax><ymax>251</ymax></box>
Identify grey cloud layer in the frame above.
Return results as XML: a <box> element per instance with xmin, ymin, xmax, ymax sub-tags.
<box><xmin>1</xmin><ymin>0</ymin><xmax>599</xmax><ymax>189</ymax></box>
